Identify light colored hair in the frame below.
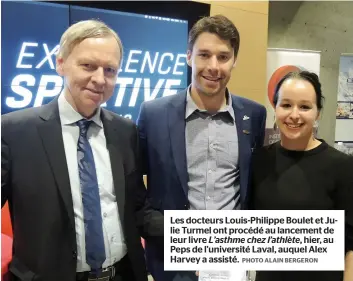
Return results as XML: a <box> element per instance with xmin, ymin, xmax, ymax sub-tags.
<box><xmin>57</xmin><ymin>19</ymin><xmax>123</xmax><ymax>66</ymax></box>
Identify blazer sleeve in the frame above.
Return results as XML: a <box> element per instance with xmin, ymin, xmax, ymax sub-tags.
<box><xmin>131</xmin><ymin>122</ymin><xmax>164</xmax><ymax>238</ymax></box>
<box><xmin>1</xmin><ymin>124</ymin><xmax>11</xmax><ymax>207</ymax></box>
<box><xmin>257</xmin><ymin>106</ymin><xmax>267</xmax><ymax>147</ymax></box>
<box><xmin>136</xmin><ymin>102</ymin><xmax>148</xmax><ymax>175</ymax></box>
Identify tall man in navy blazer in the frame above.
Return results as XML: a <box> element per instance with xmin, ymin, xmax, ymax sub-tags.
<box><xmin>137</xmin><ymin>15</ymin><xmax>266</xmax><ymax>281</ymax></box>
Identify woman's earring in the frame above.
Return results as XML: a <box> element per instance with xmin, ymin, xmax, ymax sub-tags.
<box><xmin>313</xmin><ymin>121</ymin><xmax>319</xmax><ymax>139</ymax></box>
<box><xmin>273</xmin><ymin>116</ymin><xmax>278</xmax><ymax>131</ymax></box>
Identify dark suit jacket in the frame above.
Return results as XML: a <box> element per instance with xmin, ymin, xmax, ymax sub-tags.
<box><xmin>1</xmin><ymin>99</ymin><xmax>161</xmax><ymax>281</ymax></box>
<box><xmin>137</xmin><ymin>89</ymin><xmax>266</xmax><ymax>280</ymax></box>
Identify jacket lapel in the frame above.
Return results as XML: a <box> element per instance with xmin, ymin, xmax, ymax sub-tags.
<box><xmin>166</xmin><ymin>91</ymin><xmax>253</xmax><ymax>207</ymax></box>
<box><xmin>168</xmin><ymin>91</ymin><xmax>189</xmax><ymax>197</ymax></box>
<box><xmin>101</xmin><ymin>110</ymin><xmax>125</xmax><ymax>227</ymax></box>
<box><xmin>37</xmin><ymin>99</ymin><xmax>75</xmax><ymax>231</ymax></box>
<box><xmin>232</xmin><ymin>95</ymin><xmax>252</xmax><ymax>208</ymax></box>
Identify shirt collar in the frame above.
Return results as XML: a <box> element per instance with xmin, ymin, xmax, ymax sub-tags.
<box><xmin>58</xmin><ymin>92</ymin><xmax>102</xmax><ymax>127</ymax></box>
<box><xmin>185</xmin><ymin>85</ymin><xmax>235</xmax><ymax>121</ymax></box>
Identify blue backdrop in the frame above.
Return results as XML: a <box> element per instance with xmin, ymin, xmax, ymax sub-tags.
<box><xmin>1</xmin><ymin>1</ymin><xmax>188</xmax><ymax>121</ymax></box>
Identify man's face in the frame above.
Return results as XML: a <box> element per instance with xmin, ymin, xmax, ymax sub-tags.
<box><xmin>187</xmin><ymin>32</ymin><xmax>236</xmax><ymax>98</ymax></box>
<box><xmin>56</xmin><ymin>36</ymin><xmax>120</xmax><ymax>118</ymax></box>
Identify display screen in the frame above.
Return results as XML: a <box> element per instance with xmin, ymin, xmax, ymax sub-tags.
<box><xmin>1</xmin><ymin>1</ymin><xmax>188</xmax><ymax>121</ymax></box>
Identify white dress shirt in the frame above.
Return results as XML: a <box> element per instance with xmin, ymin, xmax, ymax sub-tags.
<box><xmin>58</xmin><ymin>93</ymin><xmax>127</xmax><ymax>272</ymax></box>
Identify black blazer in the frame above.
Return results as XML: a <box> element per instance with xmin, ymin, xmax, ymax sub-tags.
<box><xmin>1</xmin><ymin>99</ymin><xmax>161</xmax><ymax>281</ymax></box>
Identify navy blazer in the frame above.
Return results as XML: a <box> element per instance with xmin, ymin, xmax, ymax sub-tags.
<box><xmin>137</xmin><ymin>89</ymin><xmax>266</xmax><ymax>281</ymax></box>
<box><xmin>138</xmin><ymin>89</ymin><xmax>266</xmax><ymax>211</ymax></box>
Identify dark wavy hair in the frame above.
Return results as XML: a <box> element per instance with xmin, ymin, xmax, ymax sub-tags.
<box><xmin>188</xmin><ymin>15</ymin><xmax>240</xmax><ymax>58</ymax></box>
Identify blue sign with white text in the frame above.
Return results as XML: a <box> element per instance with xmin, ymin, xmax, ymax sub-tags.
<box><xmin>1</xmin><ymin>2</ymin><xmax>188</xmax><ymax>121</ymax></box>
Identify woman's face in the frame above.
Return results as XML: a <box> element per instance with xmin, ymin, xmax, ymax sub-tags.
<box><xmin>275</xmin><ymin>78</ymin><xmax>319</xmax><ymax>142</ymax></box>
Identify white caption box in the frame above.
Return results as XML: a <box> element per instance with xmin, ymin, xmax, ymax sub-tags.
<box><xmin>164</xmin><ymin>210</ymin><xmax>344</xmax><ymax>271</ymax></box>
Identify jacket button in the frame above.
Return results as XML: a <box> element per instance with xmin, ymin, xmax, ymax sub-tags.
<box><xmin>72</xmin><ymin>251</ymin><xmax>77</xmax><ymax>259</ymax></box>
<box><xmin>184</xmin><ymin>204</ymin><xmax>189</xmax><ymax>210</ymax></box>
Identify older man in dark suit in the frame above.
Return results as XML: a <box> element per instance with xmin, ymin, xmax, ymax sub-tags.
<box><xmin>1</xmin><ymin>19</ymin><xmax>162</xmax><ymax>281</ymax></box>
